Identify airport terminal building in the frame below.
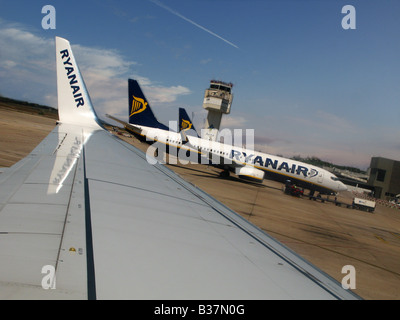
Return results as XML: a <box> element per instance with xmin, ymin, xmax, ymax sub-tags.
<box><xmin>367</xmin><ymin>157</ymin><xmax>400</xmax><ymax>200</ymax></box>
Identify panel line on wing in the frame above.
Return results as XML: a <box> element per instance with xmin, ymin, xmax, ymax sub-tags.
<box><xmin>53</xmin><ymin>133</ymin><xmax>68</xmax><ymax>154</ymax></box>
<box><xmin>82</xmin><ymin>143</ymin><xmax>97</xmax><ymax>300</ymax></box>
<box><xmin>0</xmin><ymin>232</ymin><xmax>60</xmax><ymax>235</ymax></box>
<box><xmin>55</xmin><ymin>137</ymin><xmax>81</xmax><ymax>272</ymax></box>
<box><xmin>88</xmin><ymin>177</ymin><xmax>208</xmax><ymax>207</ymax></box>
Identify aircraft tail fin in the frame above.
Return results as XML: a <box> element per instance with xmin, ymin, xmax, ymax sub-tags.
<box><xmin>179</xmin><ymin>107</ymin><xmax>198</xmax><ymax>137</ymax></box>
<box><xmin>55</xmin><ymin>36</ymin><xmax>101</xmax><ymax>128</ymax></box>
<box><xmin>128</xmin><ymin>79</ymin><xmax>169</xmax><ymax>130</ymax></box>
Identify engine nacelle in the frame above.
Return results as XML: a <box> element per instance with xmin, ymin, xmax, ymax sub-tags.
<box><xmin>235</xmin><ymin>166</ymin><xmax>264</xmax><ymax>183</ymax></box>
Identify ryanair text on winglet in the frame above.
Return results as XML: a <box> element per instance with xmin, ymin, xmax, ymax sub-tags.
<box><xmin>59</xmin><ymin>49</ymin><xmax>85</xmax><ymax>107</ymax></box>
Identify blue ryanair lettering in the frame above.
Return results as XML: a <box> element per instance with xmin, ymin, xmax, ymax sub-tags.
<box><xmin>310</xmin><ymin>169</ymin><xmax>319</xmax><ymax>177</ymax></box>
<box><xmin>296</xmin><ymin>166</ymin><xmax>308</xmax><ymax>177</ymax></box>
<box><xmin>65</xmin><ymin>67</ymin><xmax>74</xmax><ymax>75</ymax></box>
<box><xmin>242</xmin><ymin>152</ymin><xmax>254</xmax><ymax>163</ymax></box>
<box><xmin>253</xmin><ymin>156</ymin><xmax>263</xmax><ymax>166</ymax></box>
<box><xmin>278</xmin><ymin>162</ymin><xmax>290</xmax><ymax>173</ymax></box>
<box><xmin>59</xmin><ymin>49</ymin><xmax>85</xmax><ymax>107</ymax></box>
<box><xmin>265</xmin><ymin>158</ymin><xmax>278</xmax><ymax>169</ymax></box>
<box><xmin>68</xmin><ymin>74</ymin><xmax>77</xmax><ymax>85</ymax></box>
<box><xmin>229</xmin><ymin>149</ymin><xmax>310</xmax><ymax>178</ymax></box>
<box><xmin>230</xmin><ymin>149</ymin><xmax>241</xmax><ymax>161</ymax></box>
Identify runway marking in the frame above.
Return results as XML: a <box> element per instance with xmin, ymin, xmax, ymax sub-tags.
<box><xmin>374</xmin><ymin>235</ymin><xmax>387</xmax><ymax>243</ymax></box>
<box><xmin>390</xmin><ymin>232</ymin><xmax>400</xmax><ymax>240</ymax></box>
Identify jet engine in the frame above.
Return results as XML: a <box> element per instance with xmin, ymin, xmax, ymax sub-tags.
<box><xmin>235</xmin><ymin>166</ymin><xmax>264</xmax><ymax>183</ymax></box>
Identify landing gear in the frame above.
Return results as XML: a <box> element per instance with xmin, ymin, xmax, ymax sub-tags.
<box><xmin>219</xmin><ymin>170</ymin><xmax>230</xmax><ymax>178</ymax></box>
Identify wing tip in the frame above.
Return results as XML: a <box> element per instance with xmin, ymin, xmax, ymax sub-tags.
<box><xmin>55</xmin><ymin>36</ymin><xmax>101</xmax><ymax>129</ymax></box>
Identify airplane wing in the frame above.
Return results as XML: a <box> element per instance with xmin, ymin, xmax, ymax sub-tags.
<box><xmin>0</xmin><ymin>37</ymin><xmax>360</xmax><ymax>300</ymax></box>
<box><xmin>106</xmin><ymin>113</ymin><xmax>143</xmax><ymax>136</ymax></box>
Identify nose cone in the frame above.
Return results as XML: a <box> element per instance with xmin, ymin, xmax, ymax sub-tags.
<box><xmin>337</xmin><ymin>181</ymin><xmax>347</xmax><ymax>192</ymax></box>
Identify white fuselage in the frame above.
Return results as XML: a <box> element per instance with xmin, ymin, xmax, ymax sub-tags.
<box><xmin>133</xmin><ymin>125</ymin><xmax>347</xmax><ymax>194</ymax></box>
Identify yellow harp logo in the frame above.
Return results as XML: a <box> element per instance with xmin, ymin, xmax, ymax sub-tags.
<box><xmin>130</xmin><ymin>95</ymin><xmax>148</xmax><ymax>116</ymax></box>
<box><xmin>181</xmin><ymin>119</ymin><xmax>192</xmax><ymax>131</ymax></box>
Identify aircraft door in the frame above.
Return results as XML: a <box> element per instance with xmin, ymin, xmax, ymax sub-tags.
<box><xmin>317</xmin><ymin>171</ymin><xmax>324</xmax><ymax>183</ymax></box>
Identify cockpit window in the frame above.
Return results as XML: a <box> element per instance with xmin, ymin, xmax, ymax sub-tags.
<box><xmin>330</xmin><ymin>176</ymin><xmax>339</xmax><ymax>181</ymax></box>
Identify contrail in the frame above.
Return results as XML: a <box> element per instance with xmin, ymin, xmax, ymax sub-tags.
<box><xmin>149</xmin><ymin>0</ymin><xmax>239</xmax><ymax>49</ymax></box>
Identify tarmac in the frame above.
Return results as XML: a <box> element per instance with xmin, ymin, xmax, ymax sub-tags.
<box><xmin>1</xmin><ymin>103</ymin><xmax>400</xmax><ymax>300</ymax></box>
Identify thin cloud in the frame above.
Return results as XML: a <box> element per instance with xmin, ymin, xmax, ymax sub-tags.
<box><xmin>149</xmin><ymin>0</ymin><xmax>239</xmax><ymax>49</ymax></box>
<box><xmin>143</xmin><ymin>84</ymin><xmax>191</xmax><ymax>103</ymax></box>
<box><xmin>220</xmin><ymin>115</ymin><xmax>247</xmax><ymax>128</ymax></box>
<box><xmin>0</xmin><ymin>20</ymin><xmax>191</xmax><ymax>122</ymax></box>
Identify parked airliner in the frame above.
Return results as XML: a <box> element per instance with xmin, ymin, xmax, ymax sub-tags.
<box><xmin>107</xmin><ymin>79</ymin><xmax>347</xmax><ymax>195</ymax></box>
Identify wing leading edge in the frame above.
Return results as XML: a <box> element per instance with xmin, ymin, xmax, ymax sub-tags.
<box><xmin>0</xmin><ymin>37</ymin><xmax>361</xmax><ymax>300</ymax></box>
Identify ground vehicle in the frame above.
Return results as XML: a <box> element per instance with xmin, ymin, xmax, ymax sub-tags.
<box><xmin>352</xmin><ymin>198</ymin><xmax>376</xmax><ymax>213</ymax></box>
<box><xmin>284</xmin><ymin>180</ymin><xmax>304</xmax><ymax>197</ymax></box>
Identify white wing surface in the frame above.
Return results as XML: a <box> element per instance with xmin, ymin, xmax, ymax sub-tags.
<box><xmin>0</xmin><ymin>37</ymin><xmax>360</xmax><ymax>300</ymax></box>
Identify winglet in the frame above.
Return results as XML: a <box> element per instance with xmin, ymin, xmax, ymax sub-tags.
<box><xmin>55</xmin><ymin>37</ymin><xmax>101</xmax><ymax>128</ymax></box>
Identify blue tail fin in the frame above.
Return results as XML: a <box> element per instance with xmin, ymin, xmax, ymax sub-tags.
<box><xmin>128</xmin><ymin>79</ymin><xmax>169</xmax><ymax>130</ymax></box>
<box><xmin>179</xmin><ymin>107</ymin><xmax>198</xmax><ymax>136</ymax></box>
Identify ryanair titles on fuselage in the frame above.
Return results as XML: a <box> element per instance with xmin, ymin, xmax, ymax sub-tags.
<box><xmin>229</xmin><ymin>149</ymin><xmax>318</xmax><ymax>178</ymax></box>
<box><xmin>59</xmin><ymin>49</ymin><xmax>85</xmax><ymax>107</ymax></box>
<box><xmin>147</xmin><ymin>131</ymin><xmax>319</xmax><ymax>180</ymax></box>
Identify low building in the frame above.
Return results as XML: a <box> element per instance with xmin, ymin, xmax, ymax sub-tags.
<box><xmin>367</xmin><ymin>157</ymin><xmax>400</xmax><ymax>200</ymax></box>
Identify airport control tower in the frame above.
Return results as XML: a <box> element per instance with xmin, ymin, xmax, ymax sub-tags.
<box><xmin>202</xmin><ymin>80</ymin><xmax>233</xmax><ymax>141</ymax></box>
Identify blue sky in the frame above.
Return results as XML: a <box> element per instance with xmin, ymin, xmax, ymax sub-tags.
<box><xmin>1</xmin><ymin>0</ymin><xmax>399</xmax><ymax>170</ymax></box>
